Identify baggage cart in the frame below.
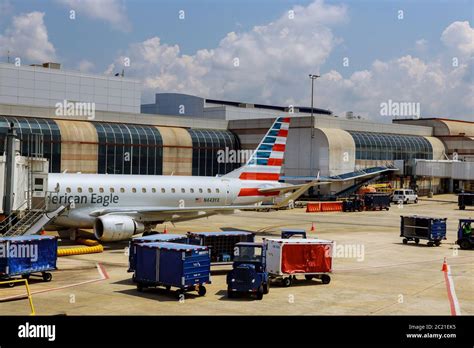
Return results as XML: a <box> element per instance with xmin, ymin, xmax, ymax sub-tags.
<box><xmin>128</xmin><ymin>233</ymin><xmax>188</xmax><ymax>272</ymax></box>
<box><xmin>0</xmin><ymin>235</ymin><xmax>57</xmax><ymax>286</ymax></box>
<box><xmin>187</xmin><ymin>231</ymin><xmax>254</xmax><ymax>264</ymax></box>
<box><xmin>400</xmin><ymin>215</ymin><xmax>447</xmax><ymax>246</ymax></box>
<box><xmin>133</xmin><ymin>242</ymin><xmax>211</xmax><ymax>298</ymax></box>
<box><xmin>265</xmin><ymin>238</ymin><xmax>333</xmax><ymax>287</ymax></box>
<box><xmin>458</xmin><ymin>193</ymin><xmax>474</xmax><ymax>210</ymax></box>
<box><xmin>363</xmin><ymin>193</ymin><xmax>391</xmax><ymax>211</ymax></box>
<box><xmin>281</xmin><ymin>229</ymin><xmax>307</xmax><ymax>239</ymax></box>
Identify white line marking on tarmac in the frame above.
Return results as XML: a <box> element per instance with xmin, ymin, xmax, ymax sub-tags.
<box><xmin>0</xmin><ymin>263</ymin><xmax>109</xmax><ymax>302</ymax></box>
<box><xmin>444</xmin><ymin>263</ymin><xmax>461</xmax><ymax>316</ymax></box>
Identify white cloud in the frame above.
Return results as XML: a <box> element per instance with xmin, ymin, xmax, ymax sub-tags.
<box><xmin>441</xmin><ymin>21</ymin><xmax>474</xmax><ymax>57</ymax></box>
<box><xmin>77</xmin><ymin>59</ymin><xmax>94</xmax><ymax>72</ymax></box>
<box><xmin>106</xmin><ymin>1</ymin><xmax>472</xmax><ymax>121</ymax></box>
<box><xmin>56</xmin><ymin>0</ymin><xmax>130</xmax><ymax>32</ymax></box>
<box><xmin>109</xmin><ymin>0</ymin><xmax>347</xmax><ymax>104</ymax></box>
<box><xmin>0</xmin><ymin>12</ymin><xmax>56</xmax><ymax>62</ymax></box>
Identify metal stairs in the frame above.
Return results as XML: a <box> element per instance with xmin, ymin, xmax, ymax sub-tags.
<box><xmin>0</xmin><ymin>204</ymin><xmax>67</xmax><ymax>237</ymax></box>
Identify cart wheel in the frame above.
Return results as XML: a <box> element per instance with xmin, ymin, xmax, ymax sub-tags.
<box><xmin>321</xmin><ymin>274</ymin><xmax>331</xmax><ymax>285</ymax></box>
<box><xmin>459</xmin><ymin>206</ymin><xmax>465</xmax><ymax>210</ymax></box>
<box><xmin>305</xmin><ymin>275</ymin><xmax>314</xmax><ymax>281</ymax></box>
<box><xmin>42</xmin><ymin>272</ymin><xmax>52</xmax><ymax>282</ymax></box>
<box><xmin>435</xmin><ymin>241</ymin><xmax>441</xmax><ymax>247</ymax></box>
<box><xmin>137</xmin><ymin>283</ymin><xmax>144</xmax><ymax>292</ymax></box>
<box><xmin>198</xmin><ymin>285</ymin><xmax>206</xmax><ymax>296</ymax></box>
<box><xmin>256</xmin><ymin>286</ymin><xmax>264</xmax><ymax>300</ymax></box>
<box><xmin>227</xmin><ymin>287</ymin><xmax>234</xmax><ymax>298</ymax></box>
<box><xmin>263</xmin><ymin>281</ymin><xmax>270</xmax><ymax>294</ymax></box>
<box><xmin>131</xmin><ymin>274</ymin><xmax>136</xmax><ymax>282</ymax></box>
<box><xmin>7</xmin><ymin>281</ymin><xmax>15</xmax><ymax>287</ymax></box>
<box><xmin>414</xmin><ymin>238</ymin><xmax>420</xmax><ymax>244</ymax></box>
<box><xmin>165</xmin><ymin>285</ymin><xmax>171</xmax><ymax>292</ymax></box>
<box><xmin>402</xmin><ymin>238</ymin><xmax>408</xmax><ymax>244</ymax></box>
<box><xmin>459</xmin><ymin>239</ymin><xmax>472</xmax><ymax>250</ymax></box>
<box><xmin>282</xmin><ymin>277</ymin><xmax>292</xmax><ymax>287</ymax></box>
<box><xmin>427</xmin><ymin>242</ymin><xmax>434</xmax><ymax>247</ymax></box>
<box><xmin>21</xmin><ymin>274</ymin><xmax>31</xmax><ymax>280</ymax></box>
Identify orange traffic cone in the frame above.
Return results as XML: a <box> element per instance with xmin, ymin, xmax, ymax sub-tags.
<box><xmin>441</xmin><ymin>257</ymin><xmax>448</xmax><ymax>272</ymax></box>
<box><xmin>163</xmin><ymin>225</ymin><xmax>168</xmax><ymax>234</ymax></box>
<box><xmin>310</xmin><ymin>222</ymin><xmax>316</xmax><ymax>232</ymax></box>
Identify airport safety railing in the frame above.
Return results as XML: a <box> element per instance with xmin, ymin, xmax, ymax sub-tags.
<box><xmin>306</xmin><ymin>201</ymin><xmax>343</xmax><ymax>213</ymax></box>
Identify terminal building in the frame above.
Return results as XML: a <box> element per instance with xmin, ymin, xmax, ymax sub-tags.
<box><xmin>0</xmin><ymin>61</ymin><xmax>473</xmax><ymax>197</ymax></box>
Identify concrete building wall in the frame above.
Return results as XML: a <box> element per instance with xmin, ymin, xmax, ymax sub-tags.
<box><xmin>0</xmin><ymin>63</ymin><xmax>141</xmax><ymax>113</ymax></box>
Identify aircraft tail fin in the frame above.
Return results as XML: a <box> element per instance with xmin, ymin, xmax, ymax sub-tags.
<box><xmin>223</xmin><ymin>117</ymin><xmax>290</xmax><ymax>181</ymax></box>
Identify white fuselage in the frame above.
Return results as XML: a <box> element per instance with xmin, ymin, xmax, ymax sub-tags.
<box><xmin>47</xmin><ymin>173</ymin><xmax>282</xmax><ymax>228</ymax></box>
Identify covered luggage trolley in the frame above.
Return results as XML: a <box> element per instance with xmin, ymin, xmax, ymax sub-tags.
<box><xmin>400</xmin><ymin>215</ymin><xmax>447</xmax><ymax>246</ymax></box>
<box><xmin>128</xmin><ymin>234</ymin><xmax>188</xmax><ymax>273</ymax></box>
<box><xmin>133</xmin><ymin>242</ymin><xmax>211</xmax><ymax>298</ymax></box>
<box><xmin>265</xmin><ymin>238</ymin><xmax>333</xmax><ymax>287</ymax></box>
<box><xmin>187</xmin><ymin>231</ymin><xmax>254</xmax><ymax>264</ymax></box>
<box><xmin>0</xmin><ymin>235</ymin><xmax>57</xmax><ymax>286</ymax></box>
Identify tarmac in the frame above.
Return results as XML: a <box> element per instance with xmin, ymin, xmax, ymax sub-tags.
<box><xmin>1</xmin><ymin>194</ymin><xmax>472</xmax><ymax>315</ymax></box>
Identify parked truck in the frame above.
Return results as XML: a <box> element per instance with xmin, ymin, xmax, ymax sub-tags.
<box><xmin>226</xmin><ymin>242</ymin><xmax>270</xmax><ymax>300</ymax></box>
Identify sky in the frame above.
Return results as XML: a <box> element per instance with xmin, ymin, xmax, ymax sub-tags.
<box><xmin>0</xmin><ymin>0</ymin><xmax>472</xmax><ymax>121</ymax></box>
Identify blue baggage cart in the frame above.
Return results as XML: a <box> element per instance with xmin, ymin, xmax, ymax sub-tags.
<box><xmin>400</xmin><ymin>215</ymin><xmax>447</xmax><ymax>246</ymax></box>
<box><xmin>0</xmin><ymin>235</ymin><xmax>57</xmax><ymax>286</ymax></box>
<box><xmin>134</xmin><ymin>242</ymin><xmax>211</xmax><ymax>298</ymax></box>
<box><xmin>128</xmin><ymin>233</ymin><xmax>188</xmax><ymax>273</ymax></box>
<box><xmin>187</xmin><ymin>231</ymin><xmax>255</xmax><ymax>264</ymax></box>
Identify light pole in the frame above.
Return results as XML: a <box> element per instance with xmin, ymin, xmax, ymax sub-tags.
<box><xmin>309</xmin><ymin>74</ymin><xmax>320</xmax><ymax>177</ymax></box>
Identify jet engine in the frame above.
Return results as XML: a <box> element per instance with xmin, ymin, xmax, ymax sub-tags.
<box><xmin>93</xmin><ymin>215</ymin><xmax>145</xmax><ymax>242</ymax></box>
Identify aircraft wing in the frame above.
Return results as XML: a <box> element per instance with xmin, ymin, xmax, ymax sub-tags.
<box><xmin>88</xmin><ymin>204</ymin><xmax>272</xmax><ymax>217</ymax></box>
<box><xmin>257</xmin><ymin>181</ymin><xmax>331</xmax><ymax>194</ymax></box>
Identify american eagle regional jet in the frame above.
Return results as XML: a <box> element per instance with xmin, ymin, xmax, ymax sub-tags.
<box><xmin>47</xmin><ymin>117</ymin><xmax>393</xmax><ymax>242</ymax></box>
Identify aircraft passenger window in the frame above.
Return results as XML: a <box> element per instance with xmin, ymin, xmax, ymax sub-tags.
<box><xmin>142</xmin><ymin>188</ymin><xmax>146</xmax><ymax>193</ymax></box>
<box><xmin>66</xmin><ymin>187</ymin><xmax>71</xmax><ymax>193</ymax></box>
<box><xmin>199</xmin><ymin>188</ymin><xmax>203</xmax><ymax>193</ymax></box>
<box><xmin>99</xmin><ymin>188</ymin><xmax>104</xmax><ymax>193</ymax></box>
<box><xmin>190</xmin><ymin>188</ymin><xmax>194</xmax><ymax>193</ymax></box>
<box><xmin>161</xmin><ymin>188</ymin><xmax>165</xmax><ymax>193</ymax></box>
<box><xmin>216</xmin><ymin>188</ymin><xmax>220</xmax><ymax>193</ymax></box>
<box><xmin>110</xmin><ymin>188</ymin><xmax>115</xmax><ymax>193</ymax></box>
<box><xmin>132</xmin><ymin>188</ymin><xmax>137</xmax><ymax>193</ymax></box>
<box><xmin>152</xmin><ymin>188</ymin><xmax>156</xmax><ymax>193</ymax></box>
<box><xmin>88</xmin><ymin>188</ymin><xmax>93</xmax><ymax>193</ymax></box>
<box><xmin>181</xmin><ymin>188</ymin><xmax>185</xmax><ymax>193</ymax></box>
<box><xmin>207</xmin><ymin>188</ymin><xmax>211</xmax><ymax>193</ymax></box>
<box><xmin>120</xmin><ymin>188</ymin><xmax>125</xmax><ymax>193</ymax></box>
<box><xmin>171</xmin><ymin>188</ymin><xmax>176</xmax><ymax>193</ymax></box>
<box><xmin>77</xmin><ymin>187</ymin><xmax>82</xmax><ymax>193</ymax></box>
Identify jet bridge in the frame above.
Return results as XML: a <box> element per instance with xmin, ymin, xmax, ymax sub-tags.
<box><xmin>0</xmin><ymin>125</ymin><xmax>66</xmax><ymax>236</ymax></box>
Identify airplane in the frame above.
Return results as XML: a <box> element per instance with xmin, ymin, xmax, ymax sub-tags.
<box><xmin>46</xmin><ymin>116</ymin><xmax>396</xmax><ymax>242</ymax></box>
